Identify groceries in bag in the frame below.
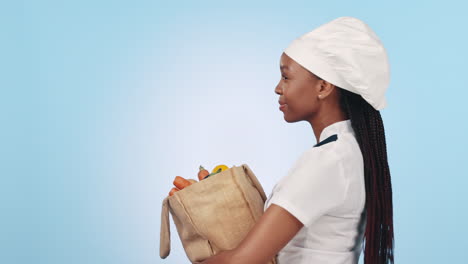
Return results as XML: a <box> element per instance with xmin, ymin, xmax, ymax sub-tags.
<box><xmin>168</xmin><ymin>164</ymin><xmax>230</xmax><ymax>197</ymax></box>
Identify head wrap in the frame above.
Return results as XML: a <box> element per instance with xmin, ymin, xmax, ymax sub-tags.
<box><xmin>283</xmin><ymin>16</ymin><xmax>390</xmax><ymax>110</ymax></box>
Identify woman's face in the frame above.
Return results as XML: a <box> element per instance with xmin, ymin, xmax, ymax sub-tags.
<box><xmin>275</xmin><ymin>52</ymin><xmax>322</xmax><ymax>123</ymax></box>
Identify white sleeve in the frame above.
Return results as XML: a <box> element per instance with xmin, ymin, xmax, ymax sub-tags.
<box><xmin>268</xmin><ymin>147</ymin><xmax>348</xmax><ymax>227</ymax></box>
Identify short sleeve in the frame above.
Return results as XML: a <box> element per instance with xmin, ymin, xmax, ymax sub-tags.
<box><xmin>268</xmin><ymin>147</ymin><xmax>348</xmax><ymax>227</ymax></box>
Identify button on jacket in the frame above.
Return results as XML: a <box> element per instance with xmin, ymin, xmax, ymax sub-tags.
<box><xmin>264</xmin><ymin>119</ymin><xmax>366</xmax><ymax>264</ymax></box>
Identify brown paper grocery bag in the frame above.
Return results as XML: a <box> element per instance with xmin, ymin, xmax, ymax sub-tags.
<box><xmin>159</xmin><ymin>164</ymin><xmax>278</xmax><ymax>264</ymax></box>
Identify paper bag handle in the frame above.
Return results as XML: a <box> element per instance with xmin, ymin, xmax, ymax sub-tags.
<box><xmin>241</xmin><ymin>164</ymin><xmax>267</xmax><ymax>203</ymax></box>
<box><xmin>160</xmin><ymin>196</ymin><xmax>171</xmax><ymax>259</ymax></box>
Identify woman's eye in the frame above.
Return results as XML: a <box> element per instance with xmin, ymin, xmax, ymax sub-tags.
<box><xmin>282</xmin><ymin>75</ymin><xmax>288</xmax><ymax>80</ymax></box>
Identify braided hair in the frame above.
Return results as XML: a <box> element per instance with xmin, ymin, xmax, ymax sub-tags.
<box><xmin>337</xmin><ymin>87</ymin><xmax>395</xmax><ymax>264</ymax></box>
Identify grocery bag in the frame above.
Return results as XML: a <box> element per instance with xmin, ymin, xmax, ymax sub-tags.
<box><xmin>159</xmin><ymin>164</ymin><xmax>278</xmax><ymax>264</ymax></box>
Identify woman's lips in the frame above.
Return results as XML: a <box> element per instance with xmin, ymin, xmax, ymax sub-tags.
<box><xmin>279</xmin><ymin>104</ymin><xmax>287</xmax><ymax>111</ymax></box>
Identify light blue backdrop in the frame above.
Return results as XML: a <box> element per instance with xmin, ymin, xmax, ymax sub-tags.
<box><xmin>3</xmin><ymin>0</ymin><xmax>467</xmax><ymax>263</ymax></box>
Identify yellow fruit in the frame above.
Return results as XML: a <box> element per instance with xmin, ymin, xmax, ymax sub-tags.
<box><xmin>211</xmin><ymin>164</ymin><xmax>229</xmax><ymax>174</ymax></box>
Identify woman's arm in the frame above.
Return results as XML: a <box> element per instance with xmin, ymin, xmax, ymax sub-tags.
<box><xmin>196</xmin><ymin>203</ymin><xmax>304</xmax><ymax>264</ymax></box>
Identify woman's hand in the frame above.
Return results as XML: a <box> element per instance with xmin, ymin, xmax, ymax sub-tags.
<box><xmin>193</xmin><ymin>249</ymin><xmax>235</xmax><ymax>264</ymax></box>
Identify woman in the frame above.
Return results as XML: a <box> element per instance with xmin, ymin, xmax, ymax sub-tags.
<box><xmin>197</xmin><ymin>16</ymin><xmax>394</xmax><ymax>264</ymax></box>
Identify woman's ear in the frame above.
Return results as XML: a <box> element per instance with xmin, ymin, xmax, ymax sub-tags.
<box><xmin>318</xmin><ymin>80</ymin><xmax>335</xmax><ymax>99</ymax></box>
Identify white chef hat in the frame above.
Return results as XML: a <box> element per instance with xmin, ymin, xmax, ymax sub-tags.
<box><xmin>283</xmin><ymin>16</ymin><xmax>390</xmax><ymax>110</ymax></box>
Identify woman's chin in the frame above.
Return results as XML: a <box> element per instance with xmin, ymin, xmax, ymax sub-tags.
<box><xmin>282</xmin><ymin>114</ymin><xmax>298</xmax><ymax>123</ymax></box>
<box><xmin>283</xmin><ymin>114</ymin><xmax>303</xmax><ymax>123</ymax></box>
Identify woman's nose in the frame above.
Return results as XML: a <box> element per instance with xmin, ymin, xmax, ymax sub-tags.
<box><xmin>275</xmin><ymin>82</ymin><xmax>282</xmax><ymax>95</ymax></box>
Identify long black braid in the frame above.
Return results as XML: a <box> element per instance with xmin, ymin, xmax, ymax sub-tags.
<box><xmin>337</xmin><ymin>87</ymin><xmax>395</xmax><ymax>264</ymax></box>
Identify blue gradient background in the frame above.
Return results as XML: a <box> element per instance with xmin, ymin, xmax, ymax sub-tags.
<box><xmin>3</xmin><ymin>0</ymin><xmax>467</xmax><ymax>263</ymax></box>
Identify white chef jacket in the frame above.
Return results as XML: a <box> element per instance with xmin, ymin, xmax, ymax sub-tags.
<box><xmin>264</xmin><ymin>119</ymin><xmax>366</xmax><ymax>264</ymax></box>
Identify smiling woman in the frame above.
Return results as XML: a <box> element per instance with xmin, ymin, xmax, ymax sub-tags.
<box><xmin>197</xmin><ymin>16</ymin><xmax>394</xmax><ymax>264</ymax></box>
<box><xmin>276</xmin><ymin>53</ymin><xmax>337</xmax><ymax>127</ymax></box>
